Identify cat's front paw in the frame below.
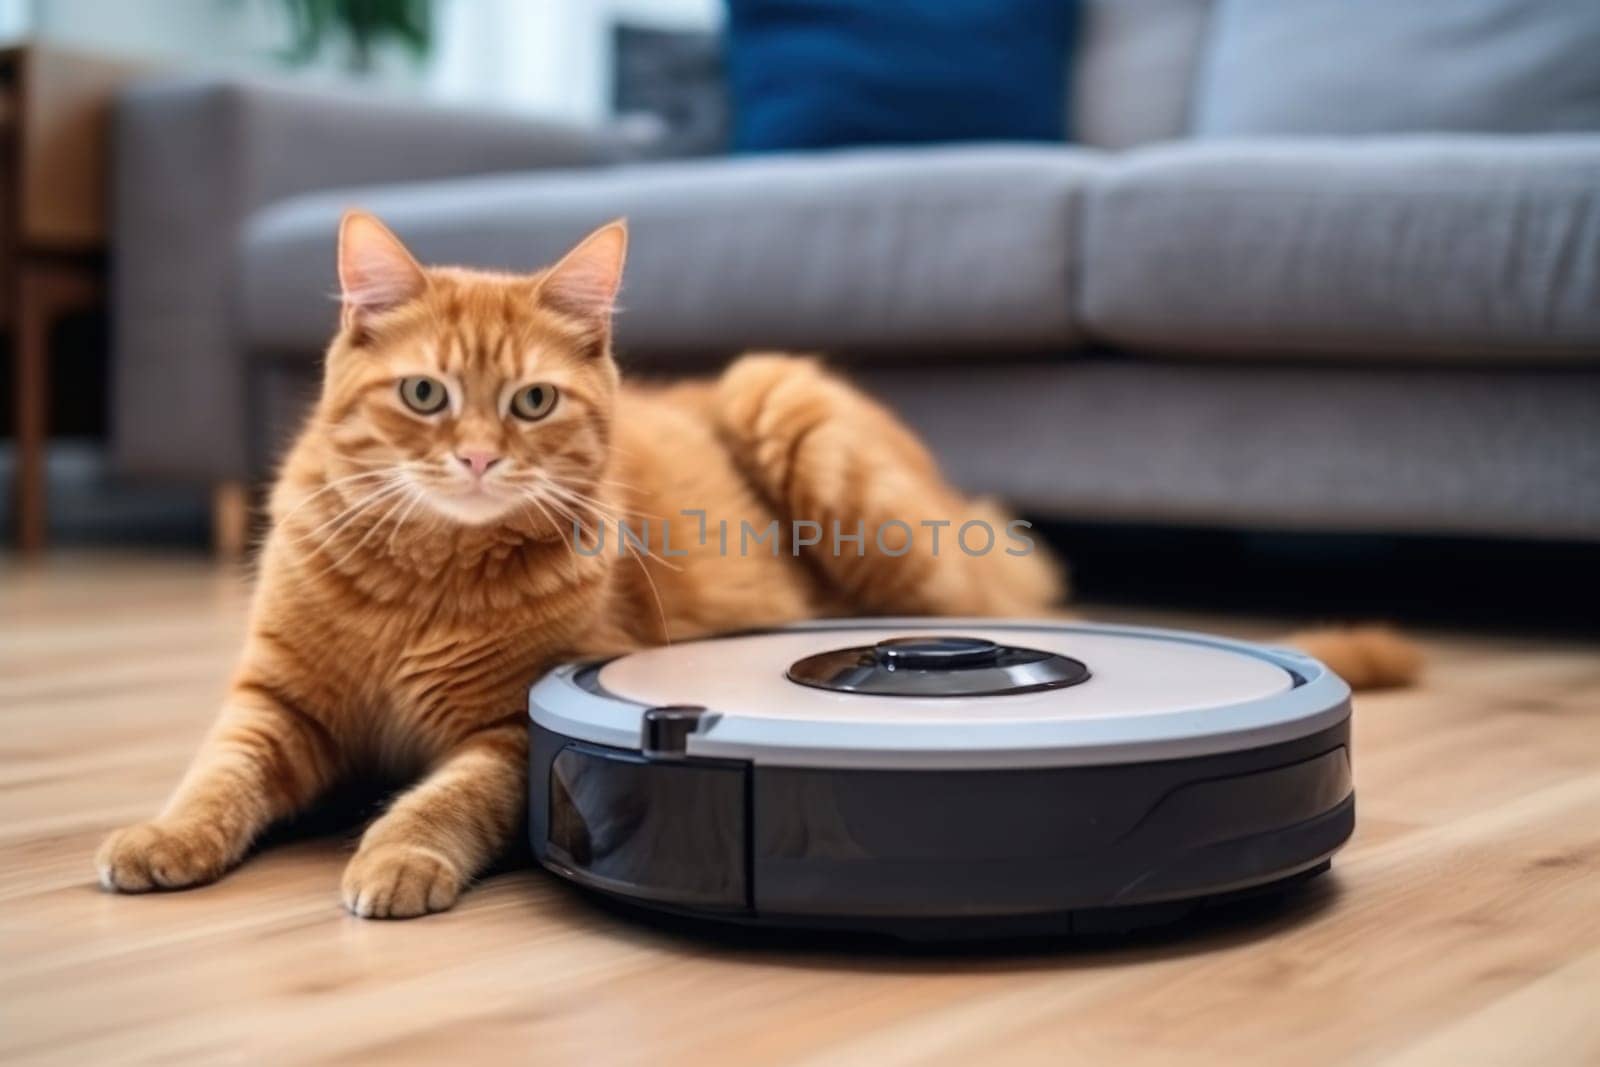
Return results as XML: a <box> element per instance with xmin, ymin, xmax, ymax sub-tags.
<box><xmin>96</xmin><ymin>820</ymin><xmax>231</xmax><ymax>892</ymax></box>
<box><xmin>341</xmin><ymin>844</ymin><xmax>462</xmax><ymax>919</ymax></box>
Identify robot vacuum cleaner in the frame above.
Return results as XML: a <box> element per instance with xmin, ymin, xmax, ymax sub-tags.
<box><xmin>527</xmin><ymin>620</ymin><xmax>1354</xmax><ymax>939</ymax></box>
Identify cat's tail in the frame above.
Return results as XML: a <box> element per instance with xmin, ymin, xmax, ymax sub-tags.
<box><xmin>1285</xmin><ymin>624</ymin><xmax>1423</xmax><ymax>691</ymax></box>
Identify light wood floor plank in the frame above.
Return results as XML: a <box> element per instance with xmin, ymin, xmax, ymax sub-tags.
<box><xmin>2</xmin><ymin>554</ymin><xmax>1596</xmax><ymax>1066</ymax></box>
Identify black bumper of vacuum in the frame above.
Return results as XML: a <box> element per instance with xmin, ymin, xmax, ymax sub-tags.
<box><xmin>529</xmin><ymin>720</ymin><xmax>1353</xmax><ymax>937</ymax></box>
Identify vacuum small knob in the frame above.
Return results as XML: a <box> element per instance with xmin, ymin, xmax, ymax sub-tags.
<box><xmin>873</xmin><ymin>635</ymin><xmax>1000</xmax><ymax>671</ymax></box>
<box><xmin>641</xmin><ymin>704</ymin><xmax>710</xmax><ymax>758</ymax></box>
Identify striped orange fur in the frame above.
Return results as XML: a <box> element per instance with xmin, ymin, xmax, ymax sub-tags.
<box><xmin>95</xmin><ymin>215</ymin><xmax>1063</xmax><ymax>917</ymax></box>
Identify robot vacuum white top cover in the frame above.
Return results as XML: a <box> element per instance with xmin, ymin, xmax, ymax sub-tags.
<box><xmin>529</xmin><ymin>620</ymin><xmax>1348</xmax><ymax>770</ymax></box>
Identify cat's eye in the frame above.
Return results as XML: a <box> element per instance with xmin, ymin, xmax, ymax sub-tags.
<box><xmin>398</xmin><ymin>376</ymin><xmax>448</xmax><ymax>415</ymax></box>
<box><xmin>511</xmin><ymin>384</ymin><xmax>558</xmax><ymax>421</ymax></box>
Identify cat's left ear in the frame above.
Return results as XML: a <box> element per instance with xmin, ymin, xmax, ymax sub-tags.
<box><xmin>338</xmin><ymin>211</ymin><xmax>427</xmax><ymax>331</ymax></box>
<box><xmin>539</xmin><ymin>220</ymin><xmax>628</xmax><ymax>330</ymax></box>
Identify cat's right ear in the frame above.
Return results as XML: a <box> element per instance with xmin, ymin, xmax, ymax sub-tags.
<box><xmin>538</xmin><ymin>220</ymin><xmax>628</xmax><ymax>330</ymax></box>
<box><xmin>337</xmin><ymin>211</ymin><xmax>427</xmax><ymax>332</ymax></box>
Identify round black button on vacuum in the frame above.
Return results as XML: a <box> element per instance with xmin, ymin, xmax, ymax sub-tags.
<box><xmin>788</xmin><ymin>636</ymin><xmax>1090</xmax><ymax>697</ymax></box>
<box><xmin>873</xmin><ymin>635</ymin><xmax>1000</xmax><ymax>670</ymax></box>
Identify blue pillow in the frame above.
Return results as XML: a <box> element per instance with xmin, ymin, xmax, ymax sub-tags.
<box><xmin>726</xmin><ymin>0</ymin><xmax>1079</xmax><ymax>152</ymax></box>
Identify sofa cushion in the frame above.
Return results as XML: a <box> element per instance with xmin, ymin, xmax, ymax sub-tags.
<box><xmin>240</xmin><ymin>145</ymin><xmax>1103</xmax><ymax>363</ymax></box>
<box><xmin>1070</xmin><ymin>0</ymin><xmax>1213</xmax><ymax>149</ymax></box>
<box><xmin>1081</xmin><ymin>137</ymin><xmax>1600</xmax><ymax>362</ymax></box>
<box><xmin>1195</xmin><ymin>0</ymin><xmax>1600</xmax><ymax>137</ymax></box>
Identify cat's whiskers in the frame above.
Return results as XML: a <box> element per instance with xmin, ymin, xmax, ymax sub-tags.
<box><xmin>534</xmin><ymin>489</ymin><xmax>672</xmax><ymax>642</ymax></box>
<box><xmin>539</xmin><ymin>494</ymin><xmax>633</xmax><ymax>535</ymax></box>
<box><xmin>544</xmin><ymin>483</ymin><xmax>685</xmax><ymax>577</ymax></box>
<box><xmin>300</xmin><ymin>460</ymin><xmax>423</xmax><ymax>525</ymax></box>
<box><xmin>529</xmin><ymin>490</ymin><xmax>608</xmax><ymax>541</ymax></box>
<box><xmin>384</xmin><ymin>485</ymin><xmax>431</xmax><ymax>558</ymax></box>
<box><xmin>515</xmin><ymin>488</ymin><xmax>579</xmax><ymax>545</ymax></box>
<box><xmin>274</xmin><ymin>468</ymin><xmax>396</xmax><ymax>529</ymax></box>
<box><xmin>576</xmin><ymin>475</ymin><xmax>643</xmax><ymax>496</ymax></box>
<box><xmin>623</xmin><ymin>535</ymin><xmax>672</xmax><ymax>645</ymax></box>
<box><xmin>528</xmin><ymin>479</ymin><xmax>629</xmax><ymax>532</ymax></box>
<box><xmin>551</xmin><ymin>500</ymin><xmax>684</xmax><ymax>578</ymax></box>
<box><xmin>543</xmin><ymin>462</ymin><xmax>648</xmax><ymax>503</ymax></box>
<box><xmin>290</xmin><ymin>476</ymin><xmax>412</xmax><ymax>549</ymax></box>
<box><xmin>512</xmin><ymin>493</ymin><xmax>586</xmax><ymax>585</ymax></box>
<box><xmin>312</xmin><ymin>481</ymin><xmax>422</xmax><ymax>579</ymax></box>
<box><xmin>535</xmin><ymin>473</ymin><xmax>660</xmax><ymax>524</ymax></box>
<box><xmin>290</xmin><ymin>481</ymin><xmax>407</xmax><ymax>547</ymax></box>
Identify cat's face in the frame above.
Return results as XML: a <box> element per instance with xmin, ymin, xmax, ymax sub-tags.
<box><xmin>318</xmin><ymin>214</ymin><xmax>626</xmax><ymax>528</ymax></box>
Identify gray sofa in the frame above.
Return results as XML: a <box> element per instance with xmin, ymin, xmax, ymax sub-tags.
<box><xmin>112</xmin><ymin>0</ymin><xmax>1600</xmax><ymax>541</ymax></box>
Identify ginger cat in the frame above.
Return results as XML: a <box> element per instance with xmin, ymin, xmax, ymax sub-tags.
<box><xmin>94</xmin><ymin>214</ymin><xmax>1064</xmax><ymax>917</ymax></box>
<box><xmin>96</xmin><ymin>215</ymin><xmax>1417</xmax><ymax>917</ymax></box>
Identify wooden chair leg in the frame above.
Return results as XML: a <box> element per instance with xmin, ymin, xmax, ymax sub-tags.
<box><xmin>211</xmin><ymin>481</ymin><xmax>251</xmax><ymax>560</ymax></box>
<box><xmin>12</xmin><ymin>261</ymin><xmax>103</xmax><ymax>552</ymax></box>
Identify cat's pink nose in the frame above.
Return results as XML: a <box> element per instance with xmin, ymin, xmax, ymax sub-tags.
<box><xmin>455</xmin><ymin>451</ymin><xmax>503</xmax><ymax>478</ymax></box>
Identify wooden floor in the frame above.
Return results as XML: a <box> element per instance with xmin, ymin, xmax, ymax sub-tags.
<box><xmin>3</xmin><ymin>554</ymin><xmax>1598</xmax><ymax>1066</ymax></box>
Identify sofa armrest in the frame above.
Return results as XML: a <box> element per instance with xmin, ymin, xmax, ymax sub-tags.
<box><xmin>112</xmin><ymin>76</ymin><xmax>618</xmax><ymax>482</ymax></box>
